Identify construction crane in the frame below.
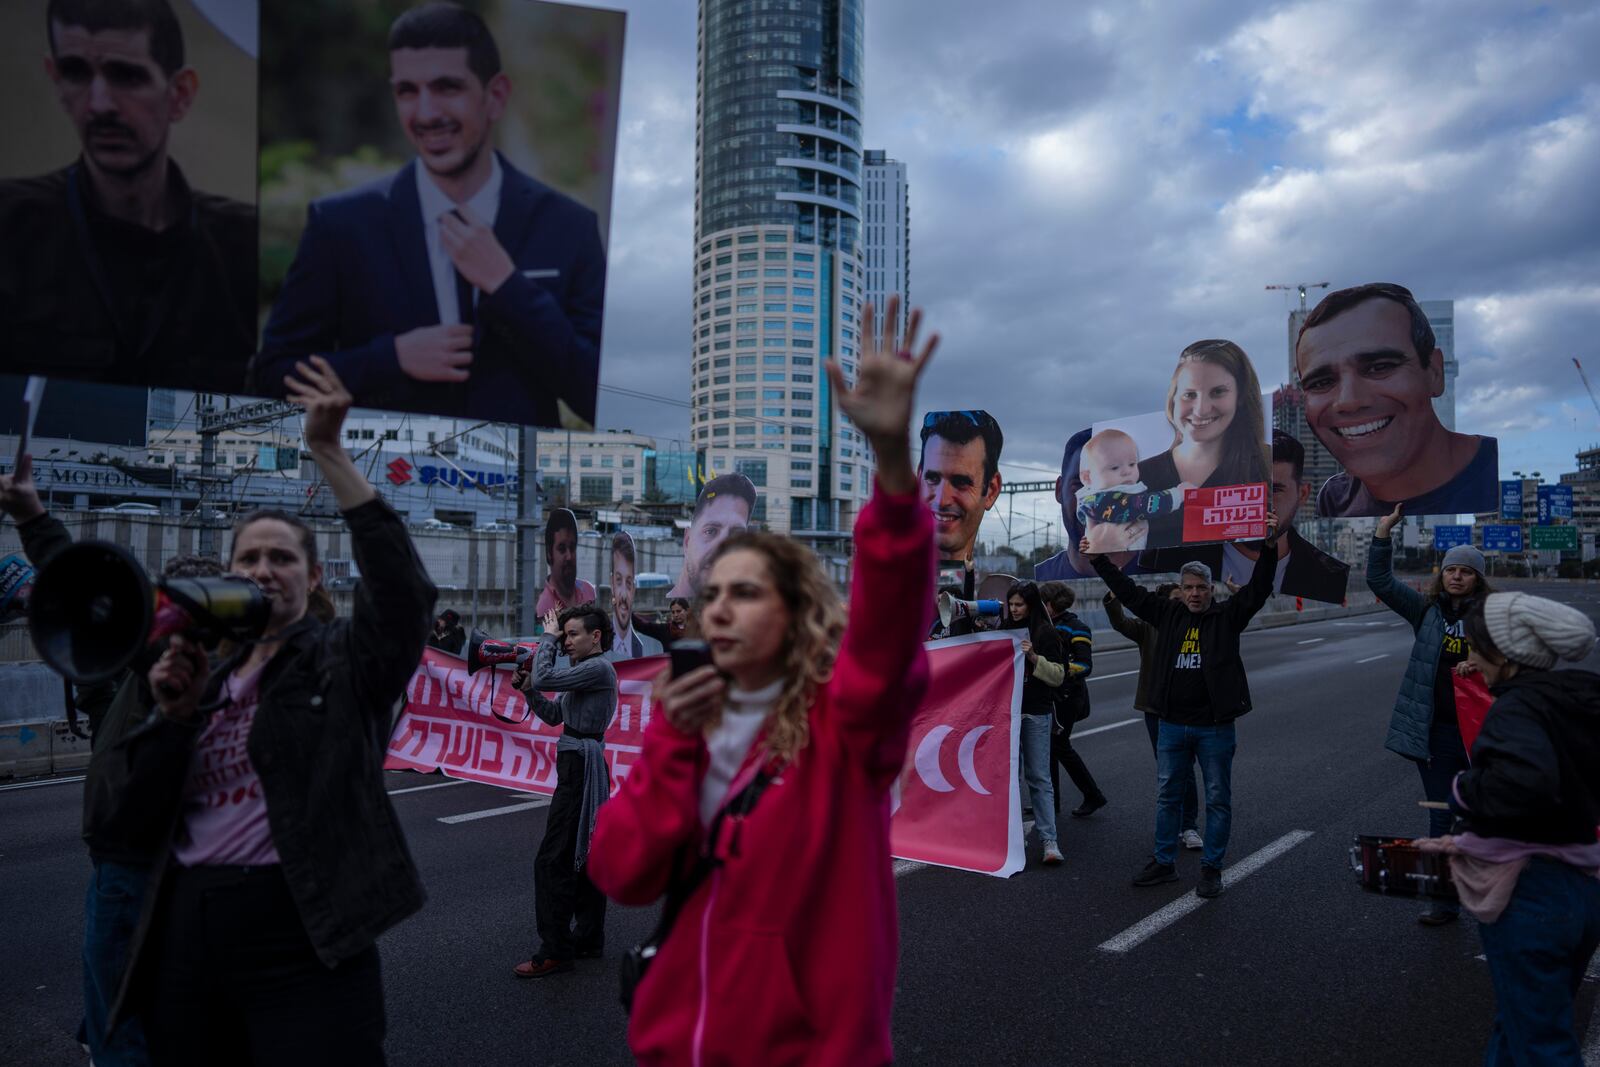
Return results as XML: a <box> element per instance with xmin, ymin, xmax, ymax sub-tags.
<box><xmin>1574</xmin><ymin>358</ymin><xmax>1600</xmax><ymax>425</ymax></box>
<box><xmin>1266</xmin><ymin>282</ymin><xmax>1330</xmax><ymax>311</ymax></box>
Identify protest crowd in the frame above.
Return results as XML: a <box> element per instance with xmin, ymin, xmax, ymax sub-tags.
<box><xmin>2</xmin><ymin>283</ymin><xmax>1596</xmax><ymax>1066</ymax></box>
<box><xmin>0</xmin><ymin>6</ymin><xmax>1596</xmax><ymax>1059</ymax></box>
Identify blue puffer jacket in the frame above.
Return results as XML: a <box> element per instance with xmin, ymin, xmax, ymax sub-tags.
<box><xmin>1367</xmin><ymin>535</ymin><xmax>1442</xmax><ymax>762</ymax></box>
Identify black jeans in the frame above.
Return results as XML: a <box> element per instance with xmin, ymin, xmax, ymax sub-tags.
<box><xmin>535</xmin><ymin>748</ymin><xmax>607</xmax><ymax>960</ymax></box>
<box><xmin>1050</xmin><ymin>728</ymin><xmax>1103</xmax><ymax>811</ymax></box>
<box><xmin>1145</xmin><ymin>713</ymin><xmax>1198</xmax><ymax>833</ymax></box>
<box><xmin>145</xmin><ymin>864</ymin><xmax>386</xmax><ymax>1067</ymax></box>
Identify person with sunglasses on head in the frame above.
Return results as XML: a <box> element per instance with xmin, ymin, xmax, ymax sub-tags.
<box><xmin>587</xmin><ymin>296</ymin><xmax>938</xmax><ymax>1067</ymax></box>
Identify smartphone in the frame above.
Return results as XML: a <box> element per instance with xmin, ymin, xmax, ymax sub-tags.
<box><xmin>668</xmin><ymin>640</ymin><xmax>713</xmax><ymax>679</ymax></box>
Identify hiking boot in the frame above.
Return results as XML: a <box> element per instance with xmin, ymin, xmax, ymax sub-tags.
<box><xmin>513</xmin><ymin>956</ymin><xmax>574</xmax><ymax>979</ymax></box>
<box><xmin>1132</xmin><ymin>859</ymin><xmax>1178</xmax><ymax>887</ymax></box>
<box><xmin>1071</xmin><ymin>793</ymin><xmax>1108</xmax><ymax>818</ymax></box>
<box><xmin>1196</xmin><ymin>865</ymin><xmax>1223</xmax><ymax>899</ymax></box>
<box><xmin>1180</xmin><ymin>829</ymin><xmax>1204</xmax><ymax>850</ymax></box>
<box><xmin>1041</xmin><ymin>841</ymin><xmax>1064</xmax><ymax>866</ymax></box>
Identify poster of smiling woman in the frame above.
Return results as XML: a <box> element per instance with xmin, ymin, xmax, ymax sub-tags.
<box><xmin>250</xmin><ymin>0</ymin><xmax>624</xmax><ymax>431</ymax></box>
<box><xmin>1293</xmin><ymin>283</ymin><xmax>1498</xmax><ymax>517</ymax></box>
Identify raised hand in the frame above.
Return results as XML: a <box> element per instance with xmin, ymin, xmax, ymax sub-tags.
<box><xmin>1376</xmin><ymin>503</ymin><xmax>1403</xmax><ymax>540</ymax></box>
<box><xmin>542</xmin><ymin>608</ymin><xmax>560</xmax><ymax>635</ymax></box>
<box><xmin>824</xmin><ymin>295</ymin><xmax>938</xmax><ymax>495</ymax></box>
<box><xmin>0</xmin><ymin>453</ymin><xmax>44</xmax><ymax>523</ymax></box>
<box><xmin>284</xmin><ymin>356</ymin><xmax>354</xmax><ymax>452</ymax></box>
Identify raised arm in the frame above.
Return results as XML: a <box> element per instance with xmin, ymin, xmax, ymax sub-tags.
<box><xmin>1224</xmin><ymin>513</ymin><xmax>1280</xmax><ymax>630</ymax></box>
<box><xmin>821</xmin><ymin>297</ymin><xmax>939</xmax><ymax>767</ymax></box>
<box><xmin>2</xmin><ymin>454</ymin><xmax>73</xmax><ymax>568</ymax></box>
<box><xmin>1366</xmin><ymin>504</ymin><xmax>1425</xmax><ymax>626</ymax></box>
<box><xmin>285</xmin><ymin>359</ymin><xmax>435</xmax><ymax>719</ymax></box>
<box><xmin>514</xmin><ymin>641</ymin><xmax>567</xmax><ymax>727</ymax></box>
<box><xmin>1090</xmin><ymin>552</ymin><xmax>1168</xmax><ymax>627</ymax></box>
<box><xmin>530</xmin><ymin>630</ymin><xmax>614</xmax><ymax>693</ymax></box>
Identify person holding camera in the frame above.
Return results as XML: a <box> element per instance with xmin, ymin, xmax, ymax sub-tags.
<box><xmin>586</xmin><ymin>297</ymin><xmax>938</xmax><ymax>1066</ymax></box>
<box><xmin>508</xmin><ymin>604</ymin><xmax>618</xmax><ymax>979</ymax></box>
<box><xmin>97</xmin><ymin>356</ymin><xmax>436</xmax><ymax>1065</ymax></box>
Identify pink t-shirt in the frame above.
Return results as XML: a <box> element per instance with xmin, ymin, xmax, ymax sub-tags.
<box><xmin>173</xmin><ymin>662</ymin><xmax>281</xmax><ymax>867</ymax></box>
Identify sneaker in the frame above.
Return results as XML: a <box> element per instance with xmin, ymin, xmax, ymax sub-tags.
<box><xmin>513</xmin><ymin>956</ymin><xmax>574</xmax><ymax>979</ymax></box>
<box><xmin>1417</xmin><ymin>905</ymin><xmax>1459</xmax><ymax>927</ymax></box>
<box><xmin>1041</xmin><ymin>841</ymin><xmax>1064</xmax><ymax>866</ymax></box>
<box><xmin>1180</xmin><ymin>829</ymin><xmax>1204</xmax><ymax>850</ymax></box>
<box><xmin>1071</xmin><ymin>794</ymin><xmax>1108</xmax><ymax>818</ymax></box>
<box><xmin>1132</xmin><ymin>859</ymin><xmax>1178</xmax><ymax>887</ymax></box>
<box><xmin>1196</xmin><ymin>865</ymin><xmax>1223</xmax><ymax>899</ymax></box>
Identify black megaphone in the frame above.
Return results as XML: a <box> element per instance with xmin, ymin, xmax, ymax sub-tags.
<box><xmin>28</xmin><ymin>541</ymin><xmax>269</xmax><ymax>684</ymax></box>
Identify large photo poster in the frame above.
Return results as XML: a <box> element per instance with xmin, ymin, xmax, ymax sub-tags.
<box><xmin>251</xmin><ymin>0</ymin><xmax>624</xmax><ymax>430</ymax></box>
<box><xmin>0</xmin><ymin>0</ymin><xmax>259</xmax><ymax>392</ymax></box>
<box><xmin>1293</xmin><ymin>283</ymin><xmax>1498</xmax><ymax>517</ymax></box>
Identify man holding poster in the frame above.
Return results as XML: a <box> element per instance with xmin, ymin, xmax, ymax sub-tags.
<box><xmin>1086</xmin><ymin>509</ymin><xmax>1279</xmax><ymax>901</ymax></box>
<box><xmin>1296</xmin><ymin>283</ymin><xmax>1498</xmax><ymax>517</ymax></box>
<box><xmin>252</xmin><ymin>1</ymin><xmax>612</xmax><ymax>429</ymax></box>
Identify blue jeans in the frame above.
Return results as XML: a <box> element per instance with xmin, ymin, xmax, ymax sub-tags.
<box><xmin>1154</xmin><ymin>721</ymin><xmax>1235</xmax><ymax>868</ymax></box>
<box><xmin>1020</xmin><ymin>713</ymin><xmax>1058</xmax><ymax>846</ymax></box>
<box><xmin>82</xmin><ymin>859</ymin><xmax>151</xmax><ymax>1066</ymax></box>
<box><xmin>1479</xmin><ymin>857</ymin><xmax>1600</xmax><ymax>1067</ymax></box>
<box><xmin>1417</xmin><ymin>719</ymin><xmax>1469</xmax><ymax>915</ymax></box>
<box><xmin>1145</xmin><ymin>712</ymin><xmax>1198</xmax><ymax>833</ymax></box>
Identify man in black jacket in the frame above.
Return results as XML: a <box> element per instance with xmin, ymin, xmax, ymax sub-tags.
<box><xmin>1086</xmin><ymin>512</ymin><xmax>1278</xmax><ymax>899</ymax></box>
<box><xmin>0</xmin><ymin>0</ymin><xmax>257</xmax><ymax>392</ymax></box>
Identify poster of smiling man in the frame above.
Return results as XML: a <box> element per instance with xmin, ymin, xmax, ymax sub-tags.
<box><xmin>250</xmin><ymin>0</ymin><xmax>624</xmax><ymax>430</ymax></box>
<box><xmin>1295</xmin><ymin>283</ymin><xmax>1498</xmax><ymax>517</ymax></box>
<box><xmin>918</xmin><ymin>409</ymin><xmax>1004</xmax><ymax>593</ymax></box>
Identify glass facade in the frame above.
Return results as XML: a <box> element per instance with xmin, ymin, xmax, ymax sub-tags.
<box><xmin>697</xmin><ymin>0</ymin><xmax>864</xmax><ymax>251</ymax></box>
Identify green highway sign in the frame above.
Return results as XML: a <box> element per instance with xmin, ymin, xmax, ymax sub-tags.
<box><xmin>1530</xmin><ymin>526</ymin><xmax>1579</xmax><ymax>552</ymax></box>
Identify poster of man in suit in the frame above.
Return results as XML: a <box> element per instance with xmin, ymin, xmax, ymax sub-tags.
<box><xmin>250</xmin><ymin>0</ymin><xmax>623</xmax><ymax>429</ymax></box>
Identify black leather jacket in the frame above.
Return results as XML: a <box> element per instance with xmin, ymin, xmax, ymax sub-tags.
<box><xmin>107</xmin><ymin>498</ymin><xmax>435</xmax><ymax>1021</ymax></box>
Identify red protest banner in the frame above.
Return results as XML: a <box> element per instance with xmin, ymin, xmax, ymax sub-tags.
<box><xmin>1181</xmin><ymin>482</ymin><xmax>1269</xmax><ymax>542</ymax></box>
<box><xmin>385</xmin><ymin>631</ymin><xmax>1025</xmax><ymax>877</ymax></box>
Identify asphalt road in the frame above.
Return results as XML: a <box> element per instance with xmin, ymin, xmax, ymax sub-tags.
<box><xmin>4</xmin><ymin>582</ymin><xmax>1599</xmax><ymax>1065</ymax></box>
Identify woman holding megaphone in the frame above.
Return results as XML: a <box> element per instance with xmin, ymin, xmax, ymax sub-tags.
<box><xmin>587</xmin><ymin>297</ymin><xmax>937</xmax><ymax>1066</ymax></box>
<box><xmin>102</xmin><ymin>357</ymin><xmax>437</xmax><ymax>1065</ymax></box>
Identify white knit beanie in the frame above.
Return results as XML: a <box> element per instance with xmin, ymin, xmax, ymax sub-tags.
<box><xmin>1482</xmin><ymin>592</ymin><xmax>1596</xmax><ymax>670</ymax></box>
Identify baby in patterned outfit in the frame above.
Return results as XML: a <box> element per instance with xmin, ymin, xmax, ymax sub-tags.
<box><xmin>1075</xmin><ymin>429</ymin><xmax>1184</xmax><ymax>550</ymax></box>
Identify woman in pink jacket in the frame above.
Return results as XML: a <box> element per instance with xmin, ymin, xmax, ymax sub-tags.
<box><xmin>587</xmin><ymin>297</ymin><xmax>939</xmax><ymax>1066</ymax></box>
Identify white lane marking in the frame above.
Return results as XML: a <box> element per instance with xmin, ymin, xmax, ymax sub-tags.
<box><xmin>1071</xmin><ymin>717</ymin><xmax>1142</xmax><ymax>740</ymax></box>
<box><xmin>388</xmin><ymin>780</ymin><xmax>468</xmax><ymax>796</ymax></box>
<box><xmin>1297</xmin><ymin>638</ymin><xmax>1325</xmax><ymax>645</ymax></box>
<box><xmin>1097</xmin><ymin>830</ymin><xmax>1314</xmax><ymax>954</ymax></box>
<box><xmin>1389</xmin><ymin>621</ymin><xmax>1408</xmax><ymax>627</ymax></box>
<box><xmin>0</xmin><ymin>775</ymin><xmax>86</xmax><ymax>793</ymax></box>
<box><xmin>1357</xmin><ymin>654</ymin><xmax>1389</xmax><ymax>664</ymax></box>
<box><xmin>438</xmin><ymin>798</ymin><xmax>551</xmax><ymax>824</ymax></box>
<box><xmin>1087</xmin><ymin>670</ymin><xmax>1139</xmax><ymax>683</ymax></box>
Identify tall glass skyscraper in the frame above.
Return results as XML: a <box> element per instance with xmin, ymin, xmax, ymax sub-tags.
<box><xmin>691</xmin><ymin>0</ymin><xmax>870</xmax><ymax>535</ymax></box>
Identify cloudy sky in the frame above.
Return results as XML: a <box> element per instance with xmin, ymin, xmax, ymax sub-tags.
<box><xmin>591</xmin><ymin>0</ymin><xmax>1600</xmax><ymax>550</ymax></box>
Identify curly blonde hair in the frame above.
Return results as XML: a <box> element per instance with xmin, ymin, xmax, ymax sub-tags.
<box><xmin>700</xmin><ymin>531</ymin><xmax>845</xmax><ymax>762</ymax></box>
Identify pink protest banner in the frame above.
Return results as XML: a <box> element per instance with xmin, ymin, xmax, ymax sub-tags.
<box><xmin>1181</xmin><ymin>483</ymin><xmax>1269</xmax><ymax>542</ymax></box>
<box><xmin>385</xmin><ymin>631</ymin><xmax>1025</xmax><ymax>877</ymax></box>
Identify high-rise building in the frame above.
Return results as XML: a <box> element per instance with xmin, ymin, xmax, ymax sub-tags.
<box><xmin>1276</xmin><ymin>307</ymin><xmax>1340</xmax><ymax>505</ymax></box>
<box><xmin>692</xmin><ymin>0</ymin><xmax>869</xmax><ymax>536</ymax></box>
<box><xmin>862</xmin><ymin>149</ymin><xmax>909</xmax><ymax>329</ymax></box>
<box><xmin>1420</xmin><ymin>299</ymin><xmax>1457</xmax><ymax>431</ymax></box>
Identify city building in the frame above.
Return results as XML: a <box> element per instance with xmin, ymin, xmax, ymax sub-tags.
<box><xmin>691</xmin><ymin>0</ymin><xmax>872</xmax><ymax>536</ymax></box>
<box><xmin>533</xmin><ymin>429</ymin><xmax>655</xmax><ymax>506</ymax></box>
<box><xmin>1420</xmin><ymin>300</ymin><xmax>1458</xmax><ymax>432</ymax></box>
<box><xmin>862</xmin><ymin>149</ymin><xmax>909</xmax><ymax>329</ymax></box>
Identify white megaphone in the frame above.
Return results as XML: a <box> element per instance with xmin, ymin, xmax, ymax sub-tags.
<box><xmin>938</xmin><ymin>592</ymin><xmax>1002</xmax><ymax>628</ymax></box>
